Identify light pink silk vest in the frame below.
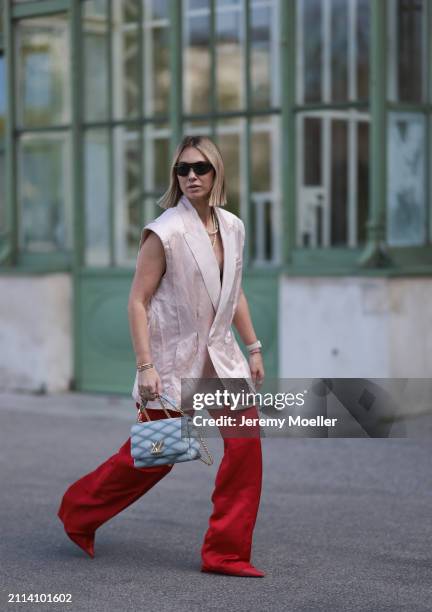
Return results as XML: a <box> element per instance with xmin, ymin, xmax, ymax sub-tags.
<box><xmin>131</xmin><ymin>195</ymin><xmax>254</xmax><ymax>409</ymax></box>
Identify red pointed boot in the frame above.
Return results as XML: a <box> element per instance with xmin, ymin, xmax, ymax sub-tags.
<box><xmin>57</xmin><ymin>408</ymin><xmax>176</xmax><ymax>558</ymax></box>
<box><xmin>200</xmin><ymin>420</ymin><xmax>264</xmax><ymax>578</ymax></box>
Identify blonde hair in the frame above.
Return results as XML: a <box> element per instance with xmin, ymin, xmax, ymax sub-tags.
<box><xmin>157</xmin><ymin>135</ymin><xmax>227</xmax><ymax>209</ymax></box>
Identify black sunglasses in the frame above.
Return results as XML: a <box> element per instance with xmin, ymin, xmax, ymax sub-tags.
<box><xmin>174</xmin><ymin>161</ymin><xmax>214</xmax><ymax>176</ymax></box>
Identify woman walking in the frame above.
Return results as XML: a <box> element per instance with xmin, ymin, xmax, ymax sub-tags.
<box><xmin>57</xmin><ymin>135</ymin><xmax>266</xmax><ymax>577</ymax></box>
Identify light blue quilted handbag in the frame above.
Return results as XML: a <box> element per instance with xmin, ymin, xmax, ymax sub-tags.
<box><xmin>131</xmin><ymin>394</ymin><xmax>213</xmax><ymax>467</ymax></box>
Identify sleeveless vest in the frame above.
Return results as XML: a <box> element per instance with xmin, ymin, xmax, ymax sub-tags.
<box><xmin>131</xmin><ymin>195</ymin><xmax>254</xmax><ymax>409</ymax></box>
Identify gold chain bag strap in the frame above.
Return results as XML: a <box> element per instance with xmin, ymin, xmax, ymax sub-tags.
<box><xmin>138</xmin><ymin>394</ymin><xmax>214</xmax><ymax>466</ymax></box>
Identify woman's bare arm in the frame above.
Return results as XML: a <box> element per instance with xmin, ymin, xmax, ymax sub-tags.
<box><xmin>232</xmin><ymin>287</ymin><xmax>258</xmax><ymax>345</ymax></box>
<box><xmin>232</xmin><ymin>287</ymin><xmax>265</xmax><ymax>387</ymax></box>
<box><xmin>128</xmin><ymin>232</ymin><xmax>166</xmax><ymax>396</ymax></box>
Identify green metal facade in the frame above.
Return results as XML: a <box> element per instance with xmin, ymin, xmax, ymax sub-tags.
<box><xmin>0</xmin><ymin>0</ymin><xmax>431</xmax><ymax>396</ymax></box>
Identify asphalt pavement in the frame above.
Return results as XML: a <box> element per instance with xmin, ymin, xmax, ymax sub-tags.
<box><xmin>0</xmin><ymin>391</ymin><xmax>431</xmax><ymax>612</ymax></box>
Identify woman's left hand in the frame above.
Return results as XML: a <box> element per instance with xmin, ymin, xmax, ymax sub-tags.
<box><xmin>249</xmin><ymin>351</ymin><xmax>265</xmax><ymax>389</ymax></box>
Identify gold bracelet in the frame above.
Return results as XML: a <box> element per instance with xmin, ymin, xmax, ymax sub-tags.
<box><xmin>137</xmin><ymin>362</ymin><xmax>154</xmax><ymax>372</ymax></box>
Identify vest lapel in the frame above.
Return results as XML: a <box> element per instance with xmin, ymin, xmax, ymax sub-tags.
<box><xmin>178</xmin><ymin>195</ymin><xmax>235</xmax><ymax>318</ymax></box>
<box><xmin>214</xmin><ymin>204</ymin><xmax>236</xmax><ymax>326</ymax></box>
<box><xmin>180</xmin><ymin>197</ymin><xmax>221</xmax><ymax>312</ymax></box>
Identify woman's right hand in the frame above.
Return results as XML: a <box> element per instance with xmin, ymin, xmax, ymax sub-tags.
<box><xmin>138</xmin><ymin>367</ymin><xmax>162</xmax><ymax>401</ymax></box>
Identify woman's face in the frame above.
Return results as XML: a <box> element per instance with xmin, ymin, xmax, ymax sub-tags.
<box><xmin>176</xmin><ymin>146</ymin><xmax>215</xmax><ymax>203</ymax></box>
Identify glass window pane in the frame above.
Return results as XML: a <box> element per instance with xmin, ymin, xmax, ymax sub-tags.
<box><xmin>397</xmin><ymin>0</ymin><xmax>424</xmax><ymax>103</ymax></box>
<box><xmin>298</xmin><ymin>114</ymin><xmax>369</xmax><ymax>249</ymax></box>
<box><xmin>148</xmin><ymin>0</ymin><xmax>169</xmax><ymax>20</ymax></box>
<box><xmin>250</xmin><ymin>3</ymin><xmax>274</xmax><ymax>109</ymax></box>
<box><xmin>183</xmin><ymin>9</ymin><xmax>211</xmax><ymax>114</ymax></box>
<box><xmin>0</xmin><ymin>152</ymin><xmax>5</xmax><ymax>234</ymax></box>
<box><xmin>0</xmin><ymin>54</ymin><xmax>4</xmax><ymax>241</ymax></box>
<box><xmin>251</xmin><ymin>196</ymin><xmax>275</xmax><ymax>262</ymax></box>
<box><xmin>143</xmin><ymin>122</ymin><xmax>170</xmax><ymax>195</ymax></box>
<box><xmin>304</xmin><ymin>117</ymin><xmax>322</xmax><ymax>186</ymax></box>
<box><xmin>152</xmin><ymin>133</ymin><xmax>169</xmax><ymax>194</ymax></box>
<box><xmin>82</xmin><ymin>0</ymin><xmax>106</xmax><ymax>15</ymax></box>
<box><xmin>216</xmin><ymin>120</ymin><xmax>242</xmax><ymax>217</ymax></box>
<box><xmin>251</xmin><ymin>126</ymin><xmax>271</xmax><ymax>193</ymax></box>
<box><xmin>15</xmin><ymin>15</ymin><xmax>70</xmax><ymax>128</ymax></box>
<box><xmin>387</xmin><ymin>112</ymin><xmax>426</xmax><ymax>246</ymax></box>
<box><xmin>189</xmin><ymin>0</ymin><xmax>209</xmax><ymax>8</ymax></box>
<box><xmin>250</xmin><ymin>116</ymin><xmax>279</xmax><ymax>264</ymax></box>
<box><xmin>143</xmin><ymin>197</ymin><xmax>160</xmax><ymax>230</ymax></box>
<box><xmin>331</xmin><ymin>0</ymin><xmax>348</xmax><ymax>102</ymax></box>
<box><xmin>83</xmin><ymin>0</ymin><xmax>109</xmax><ymax>122</ymax></box>
<box><xmin>112</xmin><ymin>1</ymin><xmax>140</xmax><ymax>120</ymax></box>
<box><xmin>17</xmin><ymin>134</ymin><xmax>72</xmax><ymax>252</ymax></box>
<box><xmin>302</xmin><ymin>0</ymin><xmax>322</xmax><ymax>103</ymax></box>
<box><xmin>124</xmin><ymin>29</ymin><xmax>140</xmax><ymax>117</ymax></box>
<box><xmin>183</xmin><ymin>120</ymin><xmax>211</xmax><ymax>132</ymax></box>
<box><xmin>357</xmin><ymin>0</ymin><xmax>370</xmax><ymax>100</ymax></box>
<box><xmin>301</xmin><ymin>0</ymin><xmax>370</xmax><ymax>105</ymax></box>
<box><xmin>297</xmin><ymin>113</ymin><xmax>325</xmax><ymax>247</ymax></box>
<box><xmin>0</xmin><ymin>54</ymin><xmax>5</xmax><ymax>146</ymax></box>
<box><xmin>114</xmin><ymin>127</ymin><xmax>142</xmax><ymax>263</ymax></box>
<box><xmin>142</xmin><ymin>1</ymin><xmax>170</xmax><ymax>117</ymax></box>
<box><xmin>122</xmin><ymin>0</ymin><xmax>140</xmax><ymax>23</ymax></box>
<box><xmin>146</xmin><ymin>24</ymin><xmax>170</xmax><ymax>116</ymax></box>
<box><xmin>84</xmin><ymin>129</ymin><xmax>110</xmax><ymax>267</ymax></box>
<box><xmin>216</xmin><ymin>4</ymin><xmax>243</xmax><ymax>111</ymax></box>
<box><xmin>331</xmin><ymin>120</ymin><xmax>348</xmax><ymax>245</ymax></box>
<box><xmin>357</xmin><ymin>121</ymin><xmax>369</xmax><ymax>245</ymax></box>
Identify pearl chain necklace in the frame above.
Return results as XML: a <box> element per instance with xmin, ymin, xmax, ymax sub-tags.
<box><xmin>205</xmin><ymin>208</ymin><xmax>219</xmax><ymax>247</ymax></box>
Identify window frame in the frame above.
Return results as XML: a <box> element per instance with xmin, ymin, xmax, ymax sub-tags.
<box><xmin>1</xmin><ymin>0</ymin><xmax>432</xmax><ymax>276</ymax></box>
<box><xmin>280</xmin><ymin>0</ymin><xmax>432</xmax><ymax>276</ymax></box>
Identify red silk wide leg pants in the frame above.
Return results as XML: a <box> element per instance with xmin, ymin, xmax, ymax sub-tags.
<box><xmin>57</xmin><ymin>404</ymin><xmax>262</xmax><ymax>570</ymax></box>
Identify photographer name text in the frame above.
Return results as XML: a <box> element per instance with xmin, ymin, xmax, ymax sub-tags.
<box><xmin>193</xmin><ymin>415</ymin><xmax>338</xmax><ymax>428</ymax></box>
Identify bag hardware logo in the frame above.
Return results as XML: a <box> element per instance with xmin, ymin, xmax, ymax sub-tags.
<box><xmin>150</xmin><ymin>439</ymin><xmax>165</xmax><ymax>454</ymax></box>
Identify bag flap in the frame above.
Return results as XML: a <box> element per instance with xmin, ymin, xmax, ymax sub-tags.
<box><xmin>130</xmin><ymin>416</ymin><xmax>192</xmax><ymax>458</ymax></box>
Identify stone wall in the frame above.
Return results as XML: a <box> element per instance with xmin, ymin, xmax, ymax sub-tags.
<box><xmin>0</xmin><ymin>274</ymin><xmax>73</xmax><ymax>394</ymax></box>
